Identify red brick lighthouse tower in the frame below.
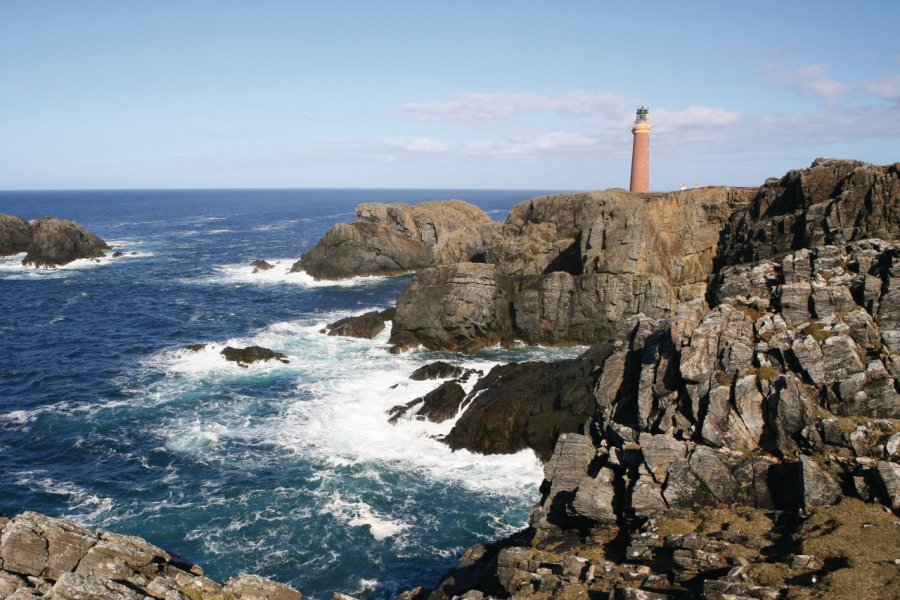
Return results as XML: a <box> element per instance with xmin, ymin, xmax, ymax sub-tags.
<box><xmin>629</xmin><ymin>105</ymin><xmax>650</xmax><ymax>192</ymax></box>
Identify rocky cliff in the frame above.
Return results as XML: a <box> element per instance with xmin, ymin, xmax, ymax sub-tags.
<box><xmin>0</xmin><ymin>214</ymin><xmax>110</xmax><ymax>267</ymax></box>
<box><xmin>293</xmin><ymin>200</ymin><xmax>492</xmax><ymax>279</ymax></box>
<box><xmin>0</xmin><ymin>511</ymin><xmax>302</xmax><ymax>600</ymax></box>
<box><xmin>388</xmin><ymin>187</ymin><xmax>755</xmax><ymax>353</ymax></box>
<box><xmin>392</xmin><ymin>160</ymin><xmax>900</xmax><ymax>599</ymax></box>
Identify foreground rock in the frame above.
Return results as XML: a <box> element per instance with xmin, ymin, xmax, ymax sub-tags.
<box><xmin>0</xmin><ymin>511</ymin><xmax>302</xmax><ymax>600</ymax></box>
<box><xmin>293</xmin><ymin>200</ymin><xmax>491</xmax><ymax>279</ymax></box>
<box><xmin>22</xmin><ymin>217</ymin><xmax>110</xmax><ymax>267</ymax></box>
<box><xmin>0</xmin><ymin>214</ymin><xmax>32</xmax><ymax>256</ymax></box>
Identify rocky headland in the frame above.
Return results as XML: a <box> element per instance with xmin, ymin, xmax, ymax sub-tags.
<box><xmin>5</xmin><ymin>159</ymin><xmax>898</xmax><ymax>600</ymax></box>
<box><xmin>0</xmin><ymin>214</ymin><xmax>110</xmax><ymax>267</ymax></box>
<box><xmin>309</xmin><ymin>158</ymin><xmax>900</xmax><ymax>598</ymax></box>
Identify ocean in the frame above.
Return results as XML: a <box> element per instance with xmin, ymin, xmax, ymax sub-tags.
<box><xmin>0</xmin><ymin>189</ymin><xmax>583</xmax><ymax>599</ymax></box>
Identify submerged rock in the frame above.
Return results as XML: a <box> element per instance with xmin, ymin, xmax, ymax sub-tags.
<box><xmin>22</xmin><ymin>217</ymin><xmax>109</xmax><ymax>267</ymax></box>
<box><xmin>251</xmin><ymin>259</ymin><xmax>274</xmax><ymax>272</ymax></box>
<box><xmin>220</xmin><ymin>346</ymin><xmax>289</xmax><ymax>367</ymax></box>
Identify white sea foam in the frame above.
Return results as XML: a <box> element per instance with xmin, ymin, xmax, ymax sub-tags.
<box><xmin>0</xmin><ymin>246</ymin><xmax>152</xmax><ymax>279</ymax></box>
<box><xmin>13</xmin><ymin>470</ymin><xmax>115</xmax><ymax>523</ymax></box>
<box><xmin>322</xmin><ymin>493</ymin><xmax>409</xmax><ymax>541</ymax></box>
<box><xmin>198</xmin><ymin>260</ymin><xmax>393</xmax><ymax>288</ymax></box>
<box><xmin>142</xmin><ymin>312</ymin><xmax>560</xmax><ymax>496</ymax></box>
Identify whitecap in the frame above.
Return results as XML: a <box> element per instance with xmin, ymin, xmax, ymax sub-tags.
<box><xmin>194</xmin><ymin>260</ymin><xmax>393</xmax><ymax>288</ymax></box>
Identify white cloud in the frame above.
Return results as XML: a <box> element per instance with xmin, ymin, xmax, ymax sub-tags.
<box><xmin>385</xmin><ymin>137</ymin><xmax>450</xmax><ymax>152</ymax></box>
<box><xmin>862</xmin><ymin>74</ymin><xmax>900</xmax><ymax>102</ymax></box>
<box><xmin>764</xmin><ymin>63</ymin><xmax>849</xmax><ymax>103</ymax></box>
<box><xmin>394</xmin><ymin>91</ymin><xmax>633</xmax><ymax>123</ymax></box>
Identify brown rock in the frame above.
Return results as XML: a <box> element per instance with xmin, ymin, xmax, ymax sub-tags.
<box><xmin>22</xmin><ymin>217</ymin><xmax>109</xmax><ymax>267</ymax></box>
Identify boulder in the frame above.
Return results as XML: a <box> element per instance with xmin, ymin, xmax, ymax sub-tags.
<box><xmin>0</xmin><ymin>214</ymin><xmax>31</xmax><ymax>256</ymax></box>
<box><xmin>325</xmin><ymin>311</ymin><xmax>386</xmax><ymax>339</ymax></box>
<box><xmin>391</xmin><ymin>381</ymin><xmax>467</xmax><ymax>424</ymax></box>
<box><xmin>251</xmin><ymin>259</ymin><xmax>274</xmax><ymax>272</ymax></box>
<box><xmin>443</xmin><ymin>345</ymin><xmax>613</xmax><ymax>461</ymax></box>
<box><xmin>390</xmin><ymin>263</ymin><xmax>515</xmax><ymax>353</ymax></box>
<box><xmin>293</xmin><ymin>220</ymin><xmax>432</xmax><ymax>279</ymax></box>
<box><xmin>799</xmin><ymin>455</ymin><xmax>842</xmax><ymax>508</ymax></box>
<box><xmin>220</xmin><ymin>346</ymin><xmax>289</xmax><ymax>367</ymax></box>
<box><xmin>22</xmin><ymin>217</ymin><xmax>109</xmax><ymax>267</ymax></box>
<box><xmin>409</xmin><ymin>362</ymin><xmax>466</xmax><ymax>381</ymax></box>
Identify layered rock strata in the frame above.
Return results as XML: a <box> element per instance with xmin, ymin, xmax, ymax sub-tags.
<box><xmin>0</xmin><ymin>511</ymin><xmax>302</xmax><ymax>600</ymax></box>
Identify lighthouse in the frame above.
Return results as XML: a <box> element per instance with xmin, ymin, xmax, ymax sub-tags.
<box><xmin>629</xmin><ymin>105</ymin><xmax>650</xmax><ymax>192</ymax></box>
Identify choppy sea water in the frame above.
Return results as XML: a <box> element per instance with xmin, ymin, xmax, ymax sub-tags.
<box><xmin>0</xmin><ymin>189</ymin><xmax>582</xmax><ymax>598</ymax></box>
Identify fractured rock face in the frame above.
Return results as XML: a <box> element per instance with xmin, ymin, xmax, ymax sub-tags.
<box><xmin>390</xmin><ymin>263</ymin><xmax>514</xmax><ymax>353</ymax></box>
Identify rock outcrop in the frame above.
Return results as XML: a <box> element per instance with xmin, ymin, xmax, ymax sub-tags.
<box><xmin>0</xmin><ymin>511</ymin><xmax>302</xmax><ymax>600</ymax></box>
<box><xmin>388</xmin><ymin>187</ymin><xmax>754</xmax><ymax>352</ymax></box>
<box><xmin>396</xmin><ymin>160</ymin><xmax>900</xmax><ymax>600</ymax></box>
<box><xmin>0</xmin><ymin>214</ymin><xmax>32</xmax><ymax>256</ymax></box>
<box><xmin>22</xmin><ymin>217</ymin><xmax>110</xmax><ymax>267</ymax></box>
<box><xmin>0</xmin><ymin>214</ymin><xmax>110</xmax><ymax>267</ymax></box>
<box><xmin>293</xmin><ymin>200</ymin><xmax>491</xmax><ymax>279</ymax></box>
<box><xmin>324</xmin><ymin>309</ymin><xmax>393</xmax><ymax>339</ymax></box>
<box><xmin>220</xmin><ymin>346</ymin><xmax>290</xmax><ymax>367</ymax></box>
<box><xmin>715</xmin><ymin>158</ymin><xmax>900</xmax><ymax>268</ymax></box>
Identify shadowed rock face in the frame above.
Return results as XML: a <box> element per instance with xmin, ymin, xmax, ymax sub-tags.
<box><xmin>0</xmin><ymin>214</ymin><xmax>31</xmax><ymax>256</ymax></box>
<box><xmin>715</xmin><ymin>158</ymin><xmax>900</xmax><ymax>268</ymax></box>
<box><xmin>294</xmin><ymin>200</ymin><xmax>492</xmax><ymax>279</ymax></box>
<box><xmin>22</xmin><ymin>217</ymin><xmax>109</xmax><ymax>267</ymax></box>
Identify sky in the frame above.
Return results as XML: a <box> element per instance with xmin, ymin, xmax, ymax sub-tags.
<box><xmin>1</xmin><ymin>1</ymin><xmax>898</xmax><ymax>191</ymax></box>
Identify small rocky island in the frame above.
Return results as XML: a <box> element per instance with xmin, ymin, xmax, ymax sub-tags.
<box><xmin>0</xmin><ymin>214</ymin><xmax>110</xmax><ymax>267</ymax></box>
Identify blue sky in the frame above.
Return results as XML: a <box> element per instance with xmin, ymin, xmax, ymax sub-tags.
<box><xmin>1</xmin><ymin>1</ymin><xmax>898</xmax><ymax>190</ymax></box>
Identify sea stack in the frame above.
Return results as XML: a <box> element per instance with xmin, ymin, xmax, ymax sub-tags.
<box><xmin>629</xmin><ymin>105</ymin><xmax>650</xmax><ymax>192</ymax></box>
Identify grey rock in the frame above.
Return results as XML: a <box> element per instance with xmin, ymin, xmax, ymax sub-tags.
<box><xmin>572</xmin><ymin>469</ymin><xmax>618</xmax><ymax>523</ymax></box>
<box><xmin>799</xmin><ymin>455</ymin><xmax>842</xmax><ymax>507</ymax></box>
<box><xmin>23</xmin><ymin>217</ymin><xmax>109</xmax><ymax>267</ymax></box>
<box><xmin>390</xmin><ymin>263</ymin><xmax>514</xmax><ymax>353</ymax></box>
<box><xmin>325</xmin><ymin>311</ymin><xmax>386</xmax><ymax>339</ymax></box>
<box><xmin>224</xmin><ymin>574</ymin><xmax>302</xmax><ymax>600</ymax></box>
<box><xmin>0</xmin><ymin>214</ymin><xmax>31</xmax><ymax>256</ymax></box>
<box><xmin>47</xmin><ymin>572</ymin><xmax>143</xmax><ymax>600</ymax></box>
<box><xmin>874</xmin><ymin>461</ymin><xmax>900</xmax><ymax>510</ymax></box>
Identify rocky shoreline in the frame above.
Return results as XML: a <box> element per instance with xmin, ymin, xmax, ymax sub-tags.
<box><xmin>5</xmin><ymin>158</ymin><xmax>899</xmax><ymax>599</ymax></box>
<box><xmin>0</xmin><ymin>214</ymin><xmax>110</xmax><ymax>268</ymax></box>
<box><xmin>320</xmin><ymin>158</ymin><xmax>900</xmax><ymax>598</ymax></box>
<box><xmin>0</xmin><ymin>511</ymin><xmax>301</xmax><ymax>600</ymax></box>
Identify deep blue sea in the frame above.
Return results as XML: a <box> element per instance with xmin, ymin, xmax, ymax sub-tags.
<box><xmin>0</xmin><ymin>189</ymin><xmax>582</xmax><ymax>599</ymax></box>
